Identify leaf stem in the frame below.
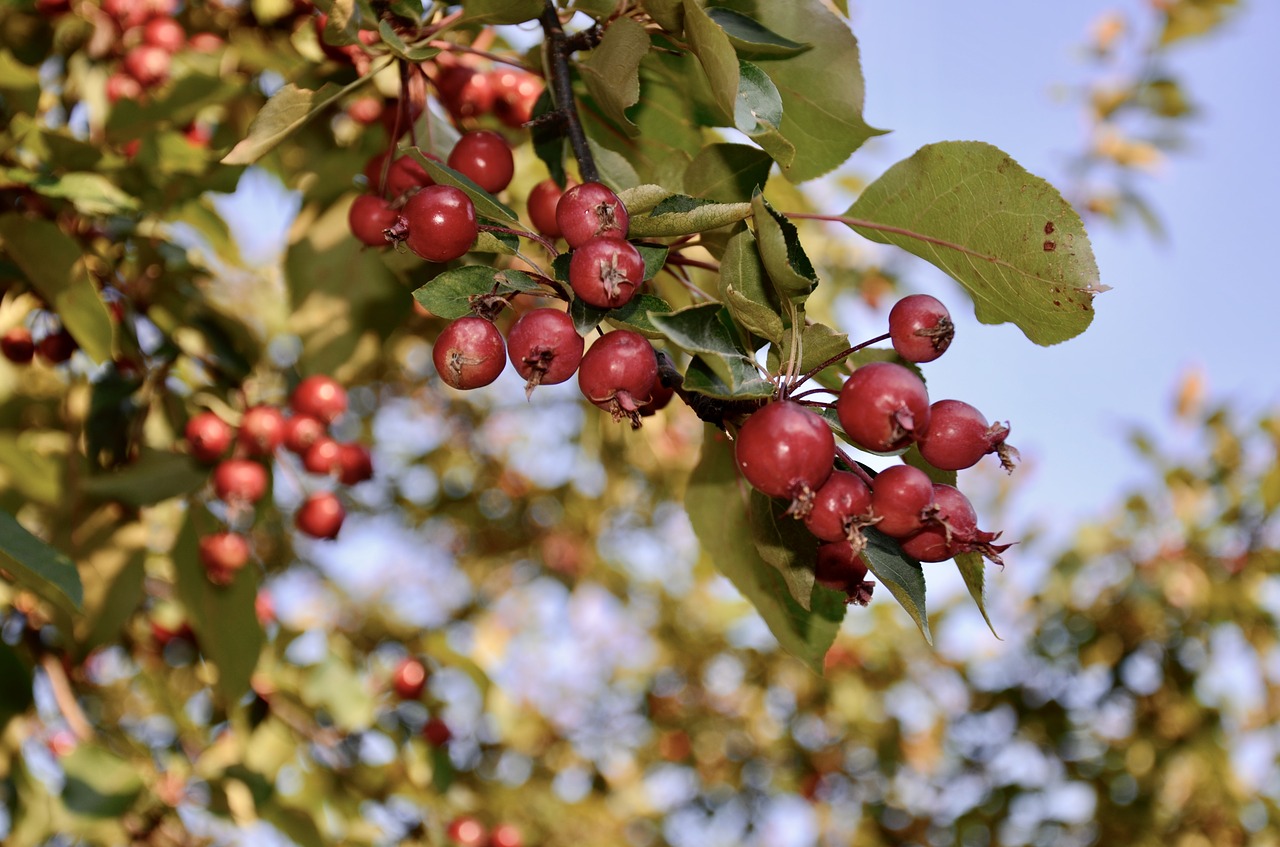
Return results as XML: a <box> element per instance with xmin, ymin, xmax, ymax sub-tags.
<box><xmin>540</xmin><ymin>2</ymin><xmax>599</xmax><ymax>183</ymax></box>
<box><xmin>787</xmin><ymin>212</ymin><xmax>1026</xmax><ymax>270</ymax></box>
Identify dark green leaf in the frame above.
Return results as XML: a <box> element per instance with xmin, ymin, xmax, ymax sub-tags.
<box><xmin>81</xmin><ymin>449</ymin><xmax>210</xmax><ymax>507</ymax></box>
<box><xmin>607</xmin><ymin>293</ymin><xmax>673</xmax><ymax>338</ymax></box>
<box><xmin>861</xmin><ymin>528</ymin><xmax>931</xmax><ymax>643</ymax></box>
<box><xmin>719</xmin><ymin>225</ymin><xmax>783</xmax><ymax>343</ymax></box>
<box><xmin>685</xmin><ymin>143</ymin><xmax>773</xmax><ymax>203</ymax></box>
<box><xmin>686</xmin><ymin>428</ymin><xmax>844</xmax><ymax>673</ymax></box>
<box><xmin>84</xmin><ymin>367</ymin><xmax>144</xmax><ymax>471</ymax></box>
<box><xmin>570</xmin><ymin>298</ymin><xmax>607</xmax><ymax>336</ymax></box>
<box><xmin>705</xmin><ymin>7</ymin><xmax>812</xmax><ymax>56</ymax></box>
<box><xmin>955</xmin><ymin>551</ymin><xmax>999</xmax><ymax>638</ymax></box>
<box><xmin>582</xmin><ymin>17</ymin><xmax>650</xmax><ymax>133</ymax></box>
<box><xmin>846</xmin><ymin>141</ymin><xmax>1101</xmax><ymax>346</ymax></box>
<box><xmin>682</xmin><ymin>0</ymin><xmax>739</xmax><ymax>123</ymax></box>
<box><xmin>530</xmin><ymin>89</ymin><xmax>566</xmax><ymax>187</ymax></box>
<box><xmin>413</xmin><ymin>151</ymin><xmax>519</xmax><ymax>222</ymax></box>
<box><xmin>751</xmin><ymin>193</ymin><xmax>817</xmax><ymax>305</ymax></box>
<box><xmin>413</xmin><ymin>266</ymin><xmax>548</xmax><ymax>320</ymax></box>
<box><xmin>377</xmin><ymin>19</ymin><xmax>440</xmax><ymax>61</ymax></box>
<box><xmin>635</xmin><ymin>243</ymin><xmax>669</xmax><ymax>280</ymax></box>
<box><xmin>61</xmin><ymin>745</ymin><xmax>143</xmax><ymax>818</ymax></box>
<box><xmin>749</xmin><ymin>490</ymin><xmax>821</xmax><ymax>610</ymax></box>
<box><xmin>0</xmin><ymin>509</ymin><xmax>83</xmax><ymax>615</ymax></box>
<box><xmin>737</xmin><ymin>60</ymin><xmax>795</xmax><ymax>166</ymax></box>
<box><xmin>647</xmin><ymin>302</ymin><xmax>748</xmax><ymax>360</ymax></box>
<box><xmin>682</xmin><ymin>354</ymin><xmax>775</xmax><ymax>400</ymax></box>
<box><xmin>0</xmin><ymin>642</ymin><xmax>33</xmax><ymax>731</ymax></box>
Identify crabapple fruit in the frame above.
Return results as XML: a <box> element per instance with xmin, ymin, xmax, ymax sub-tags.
<box><xmin>804</xmin><ymin>470</ymin><xmax>873</xmax><ymax>545</ymax></box>
<box><xmin>185</xmin><ymin>412</ymin><xmax>233</xmax><ymax>463</ymax></box>
<box><xmin>837</xmin><ymin>362</ymin><xmax>931</xmax><ymax>453</ymax></box>
<box><xmin>400</xmin><ymin>185</ymin><xmax>478</xmax><ymax>263</ymax></box>
<box><xmin>290</xmin><ymin>374</ymin><xmax>347</xmax><ymax>424</ymax></box>
<box><xmin>888</xmin><ymin>294</ymin><xmax>954</xmax><ymax>363</ymax></box>
<box><xmin>869</xmin><ymin>464</ymin><xmax>936</xmax><ymax>539</ymax></box>
<box><xmin>237</xmin><ymin>405</ymin><xmax>286</xmax><ymax>456</ymax></box>
<box><xmin>556</xmin><ymin>182</ymin><xmax>629</xmax><ymax>247</ymax></box>
<box><xmin>212</xmin><ymin>459</ymin><xmax>269</xmax><ymax>504</ymax></box>
<box><xmin>917</xmin><ymin>398</ymin><xmax>1016</xmax><ymax>472</ymax></box>
<box><xmin>576</xmin><ymin>330</ymin><xmax>657</xmax><ymax>427</ymax></box>
<box><xmin>570</xmin><ymin>236</ymin><xmax>644</xmax><ymax>309</ymax></box>
<box><xmin>348</xmin><ymin>195</ymin><xmax>398</xmax><ymax>247</ymax></box>
<box><xmin>527</xmin><ymin>178</ymin><xmax>569</xmax><ymax>238</ymax></box>
<box><xmin>506</xmin><ymin>308</ymin><xmax>583</xmax><ymax>394</ymax></box>
<box><xmin>433</xmin><ymin>316</ymin><xmax>506</xmax><ymax>389</ymax></box>
<box><xmin>1</xmin><ymin>327</ymin><xmax>35</xmax><ymax>364</ymax></box>
<box><xmin>735</xmin><ymin>401</ymin><xmax>835</xmax><ymax>515</ymax></box>
<box><xmin>295</xmin><ymin>491</ymin><xmax>344</xmax><ymax>539</ymax></box>
<box><xmin>447</xmin><ymin>130</ymin><xmax>514</xmax><ymax>194</ymax></box>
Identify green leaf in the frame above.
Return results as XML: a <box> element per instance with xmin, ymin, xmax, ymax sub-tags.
<box><xmin>460</xmin><ymin>0</ymin><xmax>543</xmax><ymax>24</ymax></box>
<box><xmin>643</xmin><ymin>0</ymin><xmax>685</xmax><ymax>33</ymax></box>
<box><xmin>846</xmin><ymin>141</ymin><xmax>1101</xmax><ymax>346</ymax></box>
<box><xmin>604</xmin><ymin>294</ymin><xmax>674</xmax><ymax>338</ymax></box>
<box><xmin>13</xmin><ymin>171</ymin><xmax>139</xmax><ymax>216</ymax></box>
<box><xmin>750</xmin><ymin>193</ymin><xmax>817</xmax><ymax>305</ymax></box>
<box><xmin>171</xmin><ymin>510</ymin><xmax>264</xmax><ymax>704</ymax></box>
<box><xmin>412</xmin><ymin>151</ymin><xmax>519</xmax><ymax>222</ymax></box>
<box><xmin>705</xmin><ymin>7</ymin><xmax>812</xmax><ymax>56</ymax></box>
<box><xmin>629</xmin><ymin>195</ymin><xmax>751</xmax><ymax>238</ymax></box>
<box><xmin>377</xmin><ymin>19</ymin><xmax>440</xmax><ymax>61</ymax></box>
<box><xmin>713</xmin><ymin>0</ymin><xmax>884</xmax><ymax>182</ymax></box>
<box><xmin>719</xmin><ymin>225</ymin><xmax>783</xmax><ymax>343</ymax></box>
<box><xmin>413</xmin><ymin>266</ymin><xmax>547</xmax><ymax>320</ymax></box>
<box><xmin>686</xmin><ymin>428</ymin><xmax>844</xmax><ymax>673</ymax></box>
<box><xmin>60</xmin><ymin>745</ymin><xmax>143</xmax><ymax>818</ymax></box>
<box><xmin>735</xmin><ymin>60</ymin><xmax>794</xmax><ymax>166</ymax></box>
<box><xmin>861</xmin><ymin>528</ymin><xmax>931</xmax><ymax>644</ymax></box>
<box><xmin>0</xmin><ymin>431</ymin><xmax>64</xmax><ymax>505</ymax></box>
<box><xmin>685</xmin><ymin>143</ymin><xmax>773</xmax><ymax>203</ymax></box>
<box><xmin>0</xmin><ymin>50</ymin><xmax>40</xmax><ymax>116</ymax></box>
<box><xmin>0</xmin><ymin>216</ymin><xmax>114</xmax><ymax>364</ymax></box>
<box><xmin>682</xmin><ymin>354</ymin><xmax>775</xmax><ymax>400</ymax></box>
<box><xmin>682</xmin><ymin>0</ymin><xmax>740</xmax><ymax>124</ymax></box>
<box><xmin>321</xmin><ymin>0</ymin><xmax>360</xmax><ymax>46</ymax></box>
<box><xmin>647</xmin><ymin>301</ymin><xmax>749</xmax><ymax>363</ymax></box>
<box><xmin>587</xmin><ymin>137</ymin><xmax>642</xmax><ymax>190</ymax></box>
<box><xmin>749</xmin><ymin>490</ymin><xmax>824</xmax><ymax>610</ymax></box>
<box><xmin>635</xmin><ymin>243</ymin><xmax>669</xmax><ymax>280</ymax></box>
<box><xmin>769</xmin><ymin>321</ymin><xmax>850</xmax><ymax>376</ymax></box>
<box><xmin>0</xmin><ymin>509</ymin><xmax>83</xmax><ymax>615</ymax></box>
<box><xmin>222</xmin><ymin>72</ymin><xmax>380</xmax><ymax>165</ymax></box>
<box><xmin>955</xmin><ymin>551</ymin><xmax>999</xmax><ymax>638</ymax></box>
<box><xmin>0</xmin><ymin>641</ymin><xmax>33</xmax><ymax>731</ymax></box>
<box><xmin>582</xmin><ymin>17</ymin><xmax>650</xmax><ymax>133</ymax></box>
<box><xmin>81</xmin><ymin>450</ymin><xmax>210</xmax><ymax>507</ymax></box>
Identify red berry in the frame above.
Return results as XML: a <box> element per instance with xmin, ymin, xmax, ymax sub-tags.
<box><xmin>446</xmin><ymin>816</ymin><xmax>487</xmax><ymax>847</ymax></box>
<box><xmin>527</xmin><ymin>178</ymin><xmax>569</xmax><ymax>238</ymax></box>
<box><xmin>282</xmin><ymin>414</ymin><xmax>325</xmax><ymax>455</ymax></box>
<box><xmin>836</xmin><ymin>362</ymin><xmax>931</xmax><ymax>453</ymax></box>
<box><xmin>640</xmin><ymin>378</ymin><xmax>675</xmax><ymax>417</ymax></box>
<box><xmin>734</xmin><ymin>401</ymin><xmax>834</xmax><ymax>514</ymax></box>
<box><xmin>290</xmin><ymin>374</ymin><xmax>347</xmax><ymax>424</ymax></box>
<box><xmin>447</xmin><ymin>130</ymin><xmax>514</xmax><ymax>194</ymax></box>
<box><xmin>185</xmin><ymin>412</ymin><xmax>233</xmax><ymax>463</ymax></box>
<box><xmin>346</xmin><ymin>95</ymin><xmax>383</xmax><ymax>126</ymax></box>
<box><xmin>392</xmin><ymin>657</ymin><xmax>427</xmax><ymax>699</ymax></box>
<box><xmin>237</xmin><ymin>405</ymin><xmax>286</xmax><ymax>456</ymax></box>
<box><xmin>1</xmin><ymin>327</ymin><xmax>35</xmax><ymax>364</ymax></box>
<box><xmin>386</xmin><ymin>153</ymin><xmax>438</xmax><ymax>198</ymax></box>
<box><xmin>814</xmin><ymin>540</ymin><xmax>875</xmax><ymax>606</ymax></box>
<box><xmin>490</xmin><ymin>823</ymin><xmax>524</xmax><ymax>847</ymax></box>
<box><xmin>869</xmin><ymin>464</ymin><xmax>936</xmax><ymax>539</ymax></box>
<box><xmin>569</xmin><ymin>236</ymin><xmax>644</xmax><ymax>310</ymax></box>
<box><xmin>507</xmin><ymin>309</ymin><xmax>584</xmax><ymax>394</ymax></box>
<box><xmin>189</xmin><ymin>32</ymin><xmax>224</xmax><ymax>52</ymax></box>
<box><xmin>435</xmin><ymin>65</ymin><xmax>494</xmax><ymax>122</ymax></box>
<box><xmin>212</xmin><ymin>459</ymin><xmax>269</xmax><ymax>504</ymax></box>
<box><xmin>888</xmin><ymin>294</ymin><xmax>953</xmax><ymax>363</ymax></box>
<box><xmin>917</xmin><ymin>399</ymin><xmax>1015</xmax><ymax>472</ymax></box>
<box><xmin>421</xmin><ymin>716</ymin><xmax>451</xmax><ymax>747</ymax></box>
<box><xmin>336</xmin><ymin>443</ymin><xmax>373</xmax><ymax>485</ymax></box>
<box><xmin>399</xmin><ymin>185</ymin><xmax>478</xmax><ymax>263</ymax></box>
<box><xmin>122</xmin><ymin>45</ymin><xmax>171</xmax><ymax>87</ymax></box>
<box><xmin>803</xmin><ymin>470</ymin><xmax>872</xmax><ymax>543</ymax></box>
<box><xmin>576</xmin><ymin>330</ymin><xmax>657</xmax><ymax>427</ymax></box>
<box><xmin>302</xmin><ymin>437</ymin><xmax>342</xmax><ymax>476</ymax></box>
<box><xmin>433</xmin><ymin>316</ymin><xmax>506</xmax><ymax>389</ymax></box>
<box><xmin>255</xmin><ymin>589</ymin><xmax>275</xmax><ymax>625</ymax></box>
<box><xmin>106</xmin><ymin>72</ymin><xmax>143</xmax><ymax>104</ymax></box>
<box><xmin>348</xmin><ymin>194</ymin><xmax>398</xmax><ymax>247</ymax></box>
<box><xmin>142</xmin><ymin>17</ymin><xmax>185</xmax><ymax>52</ymax></box>
<box><xmin>295</xmin><ymin>491</ymin><xmax>344</xmax><ymax>539</ymax></box>
<box><xmin>199</xmin><ymin>532</ymin><xmax>251</xmax><ymax>585</ymax></box>
<box><xmin>556</xmin><ymin>182</ymin><xmax>629</xmax><ymax>248</ymax></box>
<box><xmin>490</xmin><ymin>68</ymin><xmax>542</xmax><ymax>128</ymax></box>
<box><xmin>36</xmin><ymin>329</ymin><xmax>77</xmax><ymax>364</ymax></box>
<box><xmin>900</xmin><ymin>483</ymin><xmax>1011</xmax><ymax>565</ymax></box>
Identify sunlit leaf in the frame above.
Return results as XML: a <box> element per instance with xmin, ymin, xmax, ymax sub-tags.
<box><xmin>582</xmin><ymin>17</ymin><xmax>650</xmax><ymax>133</ymax></box>
<box><xmin>0</xmin><ymin>509</ymin><xmax>83</xmax><ymax>616</ymax></box>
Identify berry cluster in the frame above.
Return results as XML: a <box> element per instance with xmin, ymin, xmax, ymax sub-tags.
<box><xmin>1</xmin><ymin>321</ymin><xmax>77</xmax><ymax>367</ymax></box>
<box><xmin>735</xmin><ymin>295</ymin><xmax>1015</xmax><ymax>602</ymax></box>
<box><xmin>184</xmin><ymin>375</ymin><xmax>372</xmax><ymax>585</ymax></box>
<box><xmin>433</xmin><ymin>55</ymin><xmax>543</xmax><ymax>130</ymax></box>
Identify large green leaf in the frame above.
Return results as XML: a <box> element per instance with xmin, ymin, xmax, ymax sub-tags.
<box><xmin>171</xmin><ymin>510</ymin><xmax>264</xmax><ymax>704</ymax></box>
<box><xmin>719</xmin><ymin>225</ymin><xmax>783</xmax><ymax>344</ymax></box>
<box><xmin>60</xmin><ymin>745</ymin><xmax>143</xmax><ymax>818</ymax></box>
<box><xmin>861</xmin><ymin>528</ymin><xmax>931</xmax><ymax>644</ymax></box>
<box><xmin>0</xmin><ymin>216</ymin><xmax>114</xmax><ymax>364</ymax></box>
<box><xmin>648</xmin><ymin>302</ymin><xmax>764</xmax><ymax>393</ymax></box>
<box><xmin>81</xmin><ymin>450</ymin><xmax>210</xmax><ymax>507</ymax></box>
<box><xmin>749</xmin><ymin>490</ymin><xmax>822</xmax><ymax>610</ymax></box>
<box><xmin>413</xmin><ymin>267</ymin><xmax>546</xmax><ymax>320</ymax></box>
<box><xmin>0</xmin><ymin>509</ymin><xmax>83</xmax><ymax>616</ymax></box>
<box><xmin>705</xmin><ymin>7</ymin><xmax>811</xmax><ymax>57</ymax></box>
<box><xmin>751</xmin><ymin>193</ymin><xmax>817</xmax><ymax>305</ymax></box>
<box><xmin>582</xmin><ymin>17</ymin><xmax>650</xmax><ymax>133</ymax></box>
<box><xmin>628</xmin><ymin>195</ymin><xmax>751</xmax><ymax>238</ymax></box>
<box><xmin>684</xmin><ymin>143</ymin><xmax>773</xmax><ymax>203</ymax></box>
<box><xmin>846</xmin><ymin>141</ymin><xmax>1101</xmax><ymax>346</ymax></box>
<box><xmin>686</xmin><ymin>428</ymin><xmax>844</xmax><ymax>673</ymax></box>
<box><xmin>222</xmin><ymin>72</ymin><xmax>381</xmax><ymax>165</ymax></box>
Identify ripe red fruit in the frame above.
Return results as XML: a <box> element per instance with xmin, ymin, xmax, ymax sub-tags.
<box><xmin>290</xmin><ymin>374</ymin><xmax>347</xmax><ymax>424</ymax></box>
<box><xmin>302</xmin><ymin>437</ymin><xmax>342</xmax><ymax>476</ymax></box>
<box><xmin>399</xmin><ymin>185</ymin><xmax>478</xmax><ymax>263</ymax></box>
<box><xmin>490</xmin><ymin>823</ymin><xmax>524</xmax><ymax>847</ymax></box>
<box><xmin>803</xmin><ymin>470</ymin><xmax>873</xmax><ymax>544</ymax></box>
<box><xmin>814</xmin><ymin>540</ymin><xmax>875</xmax><ymax>606</ymax></box>
<box><xmin>918</xmin><ymin>398</ymin><xmax>1016</xmax><ymax>472</ymax></box>
<box><xmin>433</xmin><ymin>316</ymin><xmax>507</xmax><ymax>389</ymax></box>
<box><xmin>282</xmin><ymin>414</ymin><xmax>325</xmax><ymax>455</ymax></box>
<box><xmin>640</xmin><ymin>378</ymin><xmax>675</xmax><ymax>417</ymax></box>
<box><xmin>295</xmin><ymin>491</ymin><xmax>344</xmax><ymax>539</ymax></box>
<box><xmin>577</xmin><ymin>330</ymin><xmax>657</xmax><ymax>427</ymax></box>
<box><xmin>106</xmin><ymin>72</ymin><xmax>143</xmax><ymax>104</ymax></box>
<box><xmin>185</xmin><ymin>412</ymin><xmax>233</xmax><ymax>463</ymax></box>
<box><xmin>122</xmin><ymin>45</ymin><xmax>171</xmax><ymax>87</ymax></box>
<box><xmin>447</xmin><ymin>130</ymin><xmax>515</xmax><ymax>194</ymax></box>
<box><xmin>900</xmin><ymin>483</ymin><xmax>1011</xmax><ymax>565</ymax></box>
<box><xmin>734</xmin><ymin>401</ymin><xmax>835</xmax><ymax>515</ymax></box>
<box><xmin>490</xmin><ymin>68</ymin><xmax>542</xmax><ymax>128</ymax></box>
<box><xmin>556</xmin><ymin>182</ymin><xmax>629</xmax><ymax>248</ymax></box>
<box><xmin>386</xmin><ymin>153</ymin><xmax>437</xmax><ymax>198</ymax></box>
<box><xmin>869</xmin><ymin>464</ymin><xmax>936</xmax><ymax>539</ymax></box>
<box><xmin>569</xmin><ymin>236</ymin><xmax>645</xmax><ymax>310</ymax></box>
<box><xmin>212</xmin><ymin>459</ymin><xmax>269</xmax><ymax>504</ymax></box>
<box><xmin>435</xmin><ymin>65</ymin><xmax>494</xmax><ymax>122</ymax></box>
<box><xmin>188</xmin><ymin>32</ymin><xmax>224</xmax><ymax>53</ymax></box>
<box><xmin>506</xmin><ymin>309</ymin><xmax>584</xmax><ymax>395</ymax></box>
<box><xmin>1</xmin><ymin>327</ymin><xmax>35</xmax><ymax>364</ymax></box>
<box><xmin>199</xmin><ymin>532</ymin><xmax>251</xmax><ymax>586</ymax></box>
<box><xmin>346</xmin><ymin>95</ymin><xmax>383</xmax><ymax>126</ymax></box>
<box><xmin>446</xmin><ymin>816</ymin><xmax>487</xmax><ymax>847</ymax></box>
<box><xmin>336</xmin><ymin>443</ymin><xmax>373</xmax><ymax>485</ymax></box>
<box><xmin>837</xmin><ymin>362</ymin><xmax>931</xmax><ymax>453</ymax></box>
<box><xmin>348</xmin><ymin>195</ymin><xmax>398</xmax><ymax>247</ymax></box>
<box><xmin>392</xmin><ymin>657</ymin><xmax>427</xmax><ymax>699</ymax></box>
<box><xmin>421</xmin><ymin>716</ymin><xmax>452</xmax><ymax>747</ymax></box>
<box><xmin>255</xmin><ymin>590</ymin><xmax>275</xmax><ymax>626</ymax></box>
<box><xmin>142</xmin><ymin>17</ymin><xmax>185</xmax><ymax>52</ymax></box>
<box><xmin>888</xmin><ymin>294</ymin><xmax>954</xmax><ymax>363</ymax></box>
<box><xmin>527</xmin><ymin>178</ymin><xmax>569</xmax><ymax>238</ymax></box>
<box><xmin>237</xmin><ymin>405</ymin><xmax>286</xmax><ymax>456</ymax></box>
<box><xmin>37</xmin><ymin>329</ymin><xmax>77</xmax><ymax>364</ymax></box>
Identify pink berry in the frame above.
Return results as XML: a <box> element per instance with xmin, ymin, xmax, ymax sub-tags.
<box><xmin>888</xmin><ymin>294</ymin><xmax>953</xmax><ymax>363</ymax></box>
<box><xmin>433</xmin><ymin>316</ymin><xmax>506</xmax><ymax>389</ymax></box>
<box><xmin>837</xmin><ymin>362</ymin><xmax>931</xmax><ymax>453</ymax></box>
<box><xmin>734</xmin><ymin>401</ymin><xmax>835</xmax><ymax>515</ymax></box>
<box><xmin>556</xmin><ymin>182</ymin><xmax>629</xmax><ymax>248</ymax></box>
<box><xmin>576</xmin><ymin>330</ymin><xmax>657</xmax><ymax>427</ymax></box>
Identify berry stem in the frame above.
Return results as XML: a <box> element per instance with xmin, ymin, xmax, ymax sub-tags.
<box><xmin>667</xmin><ymin>254</ymin><xmax>720</xmax><ymax>273</ymax></box>
<box><xmin>540</xmin><ymin>2</ymin><xmax>599</xmax><ymax>183</ymax></box>
<box><xmin>790</xmin><ymin>332</ymin><xmax>890</xmax><ymax>390</ymax></box>
<box><xmin>477</xmin><ymin>223</ymin><xmax>560</xmax><ymax>257</ymax></box>
<box><xmin>835</xmin><ymin>446</ymin><xmax>877</xmax><ymax>488</ymax></box>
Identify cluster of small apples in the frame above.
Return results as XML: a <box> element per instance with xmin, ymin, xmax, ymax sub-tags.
<box><xmin>76</xmin><ymin>0</ymin><xmax>219</xmax><ymax>103</ymax></box>
<box><xmin>184</xmin><ymin>375</ymin><xmax>372</xmax><ymax>585</ymax></box>
<box><xmin>0</xmin><ymin>322</ymin><xmax>77</xmax><ymax>367</ymax></box>
<box><xmin>446</xmin><ymin>815</ymin><xmax>524</xmax><ymax>847</ymax></box>
<box><xmin>433</xmin><ymin>54</ymin><xmax>543</xmax><ymax>130</ymax></box>
<box><xmin>735</xmin><ymin>295</ymin><xmax>1015</xmax><ymax>600</ymax></box>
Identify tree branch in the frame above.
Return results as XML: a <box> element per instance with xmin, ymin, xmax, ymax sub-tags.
<box><xmin>540</xmin><ymin>2</ymin><xmax>599</xmax><ymax>183</ymax></box>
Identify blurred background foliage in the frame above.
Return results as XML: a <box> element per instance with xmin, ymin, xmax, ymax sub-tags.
<box><xmin>0</xmin><ymin>1</ymin><xmax>1272</xmax><ymax>845</ymax></box>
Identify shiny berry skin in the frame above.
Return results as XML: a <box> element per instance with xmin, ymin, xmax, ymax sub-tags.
<box><xmin>803</xmin><ymin>470</ymin><xmax>873</xmax><ymax>543</ymax></box>
<box><xmin>421</xmin><ymin>716</ymin><xmax>451</xmax><ymax>747</ymax></box>
<box><xmin>527</xmin><ymin>178</ymin><xmax>568</xmax><ymax>238</ymax></box>
<box><xmin>433</xmin><ymin>316</ymin><xmax>506</xmax><ymax>389</ymax></box>
<box><xmin>142</xmin><ymin>17</ymin><xmax>185</xmax><ymax>52</ymax></box>
<box><xmin>237</xmin><ymin>405</ymin><xmax>286</xmax><ymax>456</ymax></box>
<box><xmin>556</xmin><ymin>182</ymin><xmax>629</xmax><ymax>248</ymax></box>
<box><xmin>734</xmin><ymin>401</ymin><xmax>835</xmax><ymax>511</ymax></box>
<box><xmin>506</xmin><ymin>308</ymin><xmax>583</xmax><ymax>393</ymax></box>
<box><xmin>336</xmin><ymin>443</ymin><xmax>373</xmax><ymax>485</ymax></box>
<box><xmin>185</xmin><ymin>412</ymin><xmax>233</xmax><ymax>463</ymax></box>
<box><xmin>348</xmin><ymin>195</ymin><xmax>398</xmax><ymax>247</ymax></box>
<box><xmin>291</xmin><ymin>374</ymin><xmax>347</xmax><ymax>424</ymax></box>
<box><xmin>199</xmin><ymin>533</ymin><xmax>251</xmax><ymax>586</ymax></box>
<box><xmin>446</xmin><ymin>816</ymin><xmax>487</xmax><ymax>847</ymax></box>
<box><xmin>282</xmin><ymin>414</ymin><xmax>325</xmax><ymax>455</ymax></box>
<box><xmin>435</xmin><ymin>65</ymin><xmax>494</xmax><ymax>122</ymax></box>
<box><xmin>917</xmin><ymin>399</ymin><xmax>1013</xmax><ymax>472</ymax></box>
<box><xmin>899</xmin><ymin>484</ymin><xmax>977</xmax><ymax>563</ymax></box>
<box><xmin>814</xmin><ymin>540</ymin><xmax>874</xmax><ymax>606</ymax></box>
<box><xmin>569</xmin><ymin>236</ymin><xmax>644</xmax><ymax>309</ymax></box>
<box><xmin>212</xmin><ymin>459</ymin><xmax>269</xmax><ymax>504</ymax></box>
<box><xmin>577</xmin><ymin>330</ymin><xmax>657</xmax><ymax>426</ymax></box>
<box><xmin>447</xmin><ymin>130</ymin><xmax>514</xmax><ymax>194</ymax></box>
<box><xmin>106</xmin><ymin>73</ymin><xmax>142</xmax><ymax>104</ymax></box>
<box><xmin>37</xmin><ymin>329</ymin><xmax>77</xmax><ymax>364</ymax></box>
<box><xmin>490</xmin><ymin>824</ymin><xmax>524</xmax><ymax>847</ymax></box>
<box><xmin>490</xmin><ymin>68</ymin><xmax>542</xmax><ymax>128</ymax></box>
<box><xmin>122</xmin><ymin>45</ymin><xmax>171</xmax><ymax>87</ymax></box>
<box><xmin>392</xmin><ymin>657</ymin><xmax>427</xmax><ymax>699</ymax></box>
<box><xmin>1</xmin><ymin>327</ymin><xmax>35</xmax><ymax>364</ymax></box>
<box><xmin>295</xmin><ymin>491</ymin><xmax>344</xmax><ymax>539</ymax></box>
<box><xmin>837</xmin><ymin>362</ymin><xmax>931</xmax><ymax>453</ymax></box>
<box><xmin>386</xmin><ymin>153</ymin><xmax>436</xmax><ymax>198</ymax></box>
<box><xmin>869</xmin><ymin>464</ymin><xmax>936</xmax><ymax>539</ymax></box>
<box><xmin>888</xmin><ymin>294</ymin><xmax>954</xmax><ymax>363</ymax></box>
<box><xmin>302</xmin><ymin>437</ymin><xmax>342</xmax><ymax>475</ymax></box>
<box><xmin>401</xmin><ymin>185</ymin><xmax>478</xmax><ymax>263</ymax></box>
